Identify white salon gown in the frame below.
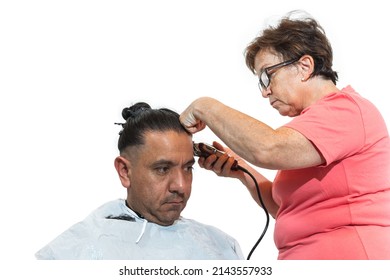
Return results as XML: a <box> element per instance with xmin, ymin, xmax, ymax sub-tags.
<box><xmin>35</xmin><ymin>199</ymin><xmax>244</xmax><ymax>260</ymax></box>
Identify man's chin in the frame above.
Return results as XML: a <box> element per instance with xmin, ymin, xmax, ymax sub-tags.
<box><xmin>152</xmin><ymin>210</ymin><xmax>182</xmax><ymax>226</ymax></box>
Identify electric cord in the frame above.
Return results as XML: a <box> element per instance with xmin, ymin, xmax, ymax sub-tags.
<box><xmin>192</xmin><ymin>142</ymin><xmax>270</xmax><ymax>259</ymax></box>
<box><xmin>236</xmin><ymin>165</ymin><xmax>270</xmax><ymax>260</ymax></box>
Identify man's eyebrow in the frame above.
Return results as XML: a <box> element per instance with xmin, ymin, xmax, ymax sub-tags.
<box><xmin>151</xmin><ymin>159</ymin><xmax>174</xmax><ymax>167</ymax></box>
<box><xmin>151</xmin><ymin>158</ymin><xmax>196</xmax><ymax>167</ymax></box>
<box><xmin>186</xmin><ymin>158</ymin><xmax>196</xmax><ymax>165</ymax></box>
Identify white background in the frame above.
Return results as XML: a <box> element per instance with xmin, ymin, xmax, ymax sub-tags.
<box><xmin>1</xmin><ymin>0</ymin><xmax>389</xmax><ymax>278</ymax></box>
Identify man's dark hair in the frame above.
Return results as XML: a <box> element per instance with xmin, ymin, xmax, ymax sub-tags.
<box><xmin>117</xmin><ymin>102</ymin><xmax>190</xmax><ymax>153</ymax></box>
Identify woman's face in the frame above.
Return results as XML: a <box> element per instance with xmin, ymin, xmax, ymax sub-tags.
<box><xmin>254</xmin><ymin>50</ymin><xmax>304</xmax><ymax>117</ymax></box>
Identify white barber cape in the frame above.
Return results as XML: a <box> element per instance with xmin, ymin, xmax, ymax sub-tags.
<box><xmin>35</xmin><ymin>199</ymin><xmax>244</xmax><ymax>260</ymax></box>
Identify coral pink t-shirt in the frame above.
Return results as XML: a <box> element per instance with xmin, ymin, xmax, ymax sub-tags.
<box><xmin>273</xmin><ymin>86</ymin><xmax>390</xmax><ymax>259</ymax></box>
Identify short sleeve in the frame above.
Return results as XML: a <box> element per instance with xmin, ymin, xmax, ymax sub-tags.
<box><xmin>284</xmin><ymin>92</ymin><xmax>365</xmax><ymax>166</ymax></box>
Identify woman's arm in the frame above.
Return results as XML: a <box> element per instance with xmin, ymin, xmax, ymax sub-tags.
<box><xmin>181</xmin><ymin>97</ymin><xmax>324</xmax><ymax>170</ymax></box>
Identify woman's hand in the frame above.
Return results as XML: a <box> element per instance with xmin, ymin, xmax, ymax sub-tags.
<box><xmin>197</xmin><ymin>141</ymin><xmax>279</xmax><ymax>216</ymax></box>
<box><xmin>180</xmin><ymin>97</ymin><xmax>216</xmax><ymax>134</ymax></box>
<box><xmin>197</xmin><ymin>141</ymin><xmax>245</xmax><ymax>180</ymax></box>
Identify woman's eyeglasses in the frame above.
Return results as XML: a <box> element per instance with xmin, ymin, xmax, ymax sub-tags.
<box><xmin>258</xmin><ymin>58</ymin><xmax>300</xmax><ymax>91</ymax></box>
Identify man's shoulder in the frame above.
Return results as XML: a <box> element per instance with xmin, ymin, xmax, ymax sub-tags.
<box><xmin>178</xmin><ymin>217</ymin><xmax>234</xmax><ymax>238</ymax></box>
<box><xmin>88</xmin><ymin>199</ymin><xmax>127</xmax><ymax>218</ymax></box>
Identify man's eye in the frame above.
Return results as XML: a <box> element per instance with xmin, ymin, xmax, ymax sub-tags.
<box><xmin>156</xmin><ymin>166</ymin><xmax>169</xmax><ymax>174</ymax></box>
<box><xmin>185</xmin><ymin>166</ymin><xmax>194</xmax><ymax>172</ymax></box>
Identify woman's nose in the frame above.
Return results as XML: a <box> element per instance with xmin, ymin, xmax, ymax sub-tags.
<box><xmin>261</xmin><ymin>87</ymin><xmax>271</xmax><ymax>98</ymax></box>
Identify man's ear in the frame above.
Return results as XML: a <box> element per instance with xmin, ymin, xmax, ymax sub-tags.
<box><xmin>114</xmin><ymin>156</ymin><xmax>131</xmax><ymax>189</ymax></box>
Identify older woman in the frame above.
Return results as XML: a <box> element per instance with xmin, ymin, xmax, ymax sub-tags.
<box><xmin>180</xmin><ymin>11</ymin><xmax>390</xmax><ymax>260</ymax></box>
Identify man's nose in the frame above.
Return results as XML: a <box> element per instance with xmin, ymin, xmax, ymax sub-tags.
<box><xmin>169</xmin><ymin>171</ymin><xmax>188</xmax><ymax>193</ymax></box>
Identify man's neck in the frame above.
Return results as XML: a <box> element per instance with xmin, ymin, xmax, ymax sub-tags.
<box><xmin>125</xmin><ymin>200</ymin><xmax>145</xmax><ymax>219</ymax></box>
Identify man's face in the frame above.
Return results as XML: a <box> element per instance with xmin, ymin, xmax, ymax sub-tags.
<box><xmin>125</xmin><ymin>130</ymin><xmax>194</xmax><ymax>226</ymax></box>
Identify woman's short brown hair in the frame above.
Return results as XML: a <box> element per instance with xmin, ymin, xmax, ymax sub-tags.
<box><xmin>244</xmin><ymin>11</ymin><xmax>338</xmax><ymax>84</ymax></box>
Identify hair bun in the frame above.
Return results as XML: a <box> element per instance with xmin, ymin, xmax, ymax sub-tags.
<box><xmin>122</xmin><ymin>102</ymin><xmax>151</xmax><ymax>120</ymax></box>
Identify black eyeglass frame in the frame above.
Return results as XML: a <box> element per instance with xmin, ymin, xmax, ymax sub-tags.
<box><xmin>258</xmin><ymin>58</ymin><xmax>300</xmax><ymax>91</ymax></box>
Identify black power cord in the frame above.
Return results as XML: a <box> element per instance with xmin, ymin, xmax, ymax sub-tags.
<box><xmin>192</xmin><ymin>142</ymin><xmax>270</xmax><ymax>260</ymax></box>
<box><xmin>236</xmin><ymin>165</ymin><xmax>270</xmax><ymax>260</ymax></box>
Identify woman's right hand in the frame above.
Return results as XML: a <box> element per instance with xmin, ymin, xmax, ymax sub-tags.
<box><xmin>197</xmin><ymin>141</ymin><xmax>245</xmax><ymax>180</ymax></box>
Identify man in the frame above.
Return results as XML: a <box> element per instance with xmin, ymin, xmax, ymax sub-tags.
<box><xmin>35</xmin><ymin>102</ymin><xmax>243</xmax><ymax>260</ymax></box>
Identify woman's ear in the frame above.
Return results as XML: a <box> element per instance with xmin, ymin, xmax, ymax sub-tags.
<box><xmin>114</xmin><ymin>156</ymin><xmax>131</xmax><ymax>189</ymax></box>
<box><xmin>298</xmin><ymin>55</ymin><xmax>314</xmax><ymax>81</ymax></box>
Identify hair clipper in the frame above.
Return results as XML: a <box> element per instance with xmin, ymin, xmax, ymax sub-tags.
<box><xmin>193</xmin><ymin>142</ymin><xmax>238</xmax><ymax>170</ymax></box>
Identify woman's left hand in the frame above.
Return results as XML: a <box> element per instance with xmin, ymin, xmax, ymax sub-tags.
<box><xmin>180</xmin><ymin>97</ymin><xmax>215</xmax><ymax>134</ymax></box>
